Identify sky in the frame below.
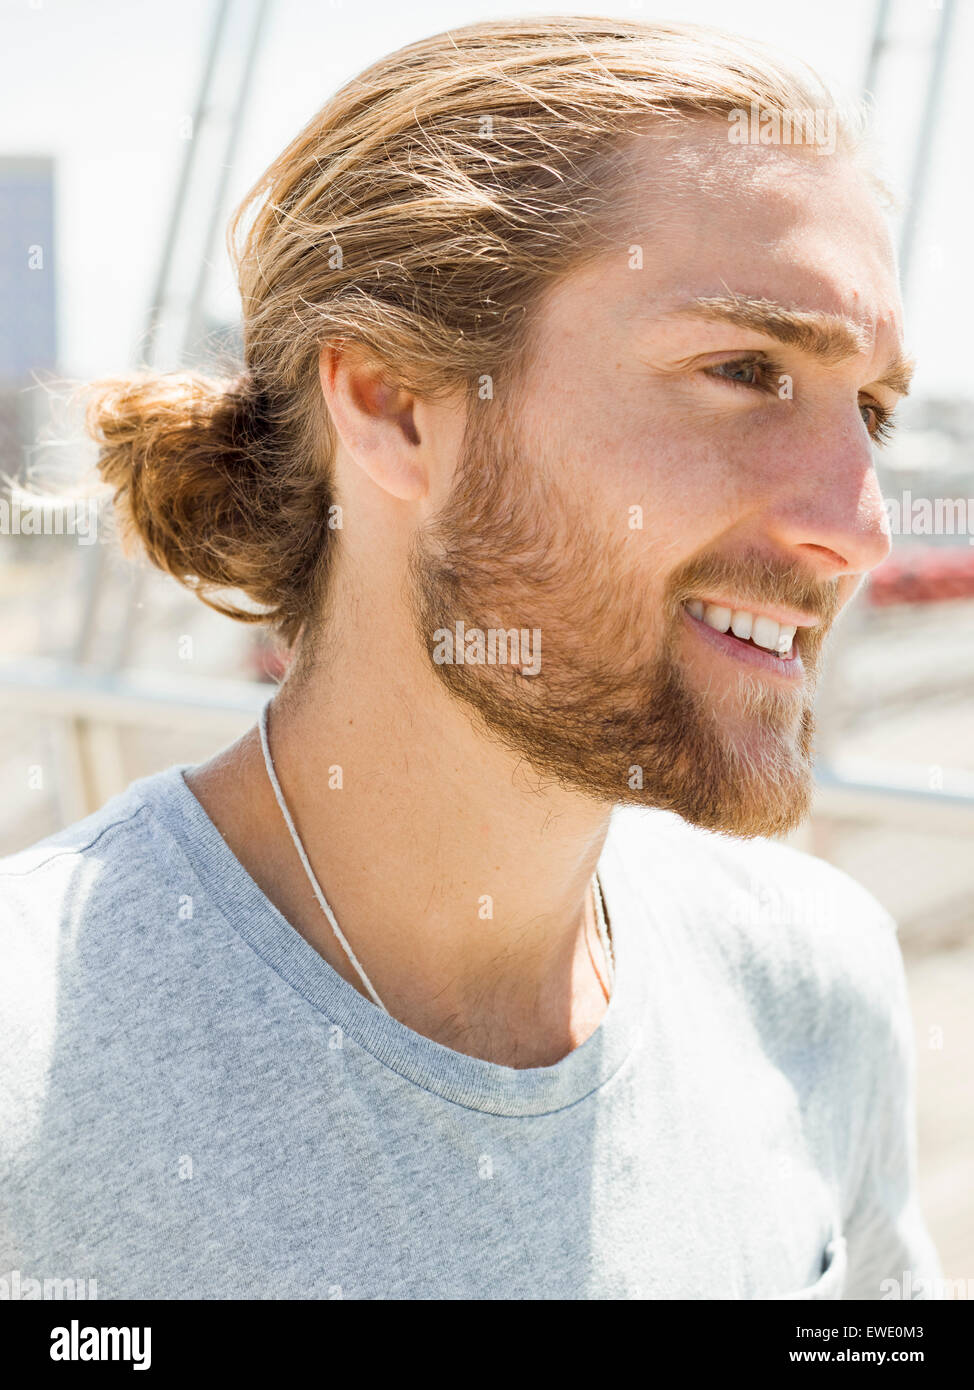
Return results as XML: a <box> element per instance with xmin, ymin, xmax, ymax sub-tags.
<box><xmin>2</xmin><ymin>0</ymin><xmax>971</xmax><ymax>399</ymax></box>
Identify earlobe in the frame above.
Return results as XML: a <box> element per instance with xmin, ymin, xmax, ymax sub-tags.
<box><xmin>372</xmin><ymin>447</ymin><xmax>427</xmax><ymax>502</ymax></box>
<box><xmin>318</xmin><ymin>343</ymin><xmax>428</xmax><ymax>501</ymax></box>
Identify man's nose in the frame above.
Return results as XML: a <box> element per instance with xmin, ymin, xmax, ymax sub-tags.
<box><xmin>764</xmin><ymin>434</ymin><xmax>892</xmax><ymax>580</ymax></box>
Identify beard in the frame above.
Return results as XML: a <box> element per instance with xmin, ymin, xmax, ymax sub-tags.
<box><xmin>407</xmin><ymin>402</ymin><xmax>841</xmax><ymax>839</ymax></box>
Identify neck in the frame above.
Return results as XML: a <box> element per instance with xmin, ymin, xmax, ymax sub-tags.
<box><xmin>187</xmin><ymin>577</ymin><xmax>614</xmax><ymax>1067</ymax></box>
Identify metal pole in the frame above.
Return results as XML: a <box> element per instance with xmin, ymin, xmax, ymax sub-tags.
<box><xmin>897</xmin><ymin>0</ymin><xmax>957</xmax><ymax>296</ymax></box>
<box><xmin>182</xmin><ymin>0</ymin><xmax>271</xmax><ymax>363</ymax></box>
<box><xmin>110</xmin><ymin>0</ymin><xmax>272</xmax><ymax>673</ymax></box>
<box><xmin>861</xmin><ymin>0</ymin><xmax>892</xmax><ymax>100</ymax></box>
<box><xmin>143</xmin><ymin>0</ymin><xmax>233</xmax><ymax>367</ymax></box>
<box><xmin>72</xmin><ymin>0</ymin><xmax>233</xmax><ymax>672</ymax></box>
<box><xmin>64</xmin><ymin>0</ymin><xmax>238</xmax><ymax>808</ymax></box>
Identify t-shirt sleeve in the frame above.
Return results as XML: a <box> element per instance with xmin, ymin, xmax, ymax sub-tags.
<box><xmin>841</xmin><ymin>908</ymin><xmax>943</xmax><ymax>1299</ymax></box>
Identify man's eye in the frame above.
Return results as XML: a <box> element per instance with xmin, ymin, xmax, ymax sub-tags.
<box><xmin>860</xmin><ymin>400</ymin><xmax>897</xmax><ymax>445</ymax></box>
<box><xmin>704</xmin><ymin>361</ymin><xmax>899</xmax><ymax>447</ymax></box>
<box><xmin>706</xmin><ymin>358</ymin><xmax>764</xmax><ymax>386</ymax></box>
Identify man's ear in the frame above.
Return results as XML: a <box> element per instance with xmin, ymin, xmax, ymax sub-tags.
<box><xmin>318</xmin><ymin>341</ymin><xmax>427</xmax><ymax>501</ymax></box>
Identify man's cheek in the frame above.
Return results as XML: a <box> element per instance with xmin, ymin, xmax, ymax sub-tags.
<box><xmin>616</xmin><ymin>449</ymin><xmax>743</xmax><ymax>534</ymax></box>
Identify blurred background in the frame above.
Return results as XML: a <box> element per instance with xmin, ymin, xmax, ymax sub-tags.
<box><xmin>1</xmin><ymin>0</ymin><xmax>971</xmax><ymax>1291</ymax></box>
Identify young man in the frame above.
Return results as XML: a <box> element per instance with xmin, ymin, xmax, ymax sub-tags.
<box><xmin>0</xmin><ymin>17</ymin><xmax>942</xmax><ymax>1298</ymax></box>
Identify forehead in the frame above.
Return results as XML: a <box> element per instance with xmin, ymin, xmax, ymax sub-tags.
<box><xmin>546</xmin><ymin>121</ymin><xmax>903</xmax><ymax>348</ymax></box>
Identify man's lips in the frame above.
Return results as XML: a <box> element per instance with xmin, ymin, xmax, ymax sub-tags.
<box><xmin>682</xmin><ymin>606</ymin><xmax>805</xmax><ymax>680</ymax></box>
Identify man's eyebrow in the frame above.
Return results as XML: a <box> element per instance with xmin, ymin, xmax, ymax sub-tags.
<box><xmin>873</xmin><ymin>353</ymin><xmax>914</xmax><ymax>396</ymax></box>
<box><xmin>665</xmin><ymin>294</ymin><xmax>913</xmax><ymax>395</ymax></box>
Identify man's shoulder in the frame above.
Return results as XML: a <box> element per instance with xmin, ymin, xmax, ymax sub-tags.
<box><xmin>0</xmin><ymin>768</ymin><xmax>185</xmax><ymax>914</ymax></box>
<box><xmin>607</xmin><ymin>804</ymin><xmax>906</xmax><ymax>1032</ymax></box>
<box><xmin>0</xmin><ymin>768</ymin><xmax>193</xmax><ymax>1020</ymax></box>
<box><xmin>0</xmin><ymin>767</ymin><xmax>197</xmax><ymax>1161</ymax></box>
<box><xmin>1</xmin><ymin>788</ymin><xmax>147</xmax><ymax>880</ymax></box>
<box><xmin>608</xmin><ymin>801</ymin><xmax>896</xmax><ymax>929</ymax></box>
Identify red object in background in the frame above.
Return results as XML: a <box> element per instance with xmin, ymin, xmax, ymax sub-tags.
<box><xmin>868</xmin><ymin>547</ymin><xmax>974</xmax><ymax>606</ymax></box>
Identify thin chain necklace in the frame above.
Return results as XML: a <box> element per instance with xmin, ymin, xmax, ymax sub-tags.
<box><xmin>259</xmin><ymin>699</ymin><xmax>615</xmax><ymax>1016</ymax></box>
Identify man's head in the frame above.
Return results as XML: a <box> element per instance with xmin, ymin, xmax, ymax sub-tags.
<box><xmin>406</xmin><ymin>118</ymin><xmax>904</xmax><ymax>837</ymax></box>
<box><xmin>87</xmin><ymin>17</ymin><xmax>906</xmax><ymax>838</ymax></box>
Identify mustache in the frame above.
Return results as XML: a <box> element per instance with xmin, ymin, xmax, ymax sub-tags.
<box><xmin>666</xmin><ymin>549</ymin><xmax>845</xmax><ymax>629</ymax></box>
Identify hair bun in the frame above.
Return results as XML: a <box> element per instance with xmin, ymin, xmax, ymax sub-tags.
<box><xmin>82</xmin><ymin>368</ymin><xmax>332</xmax><ymax>641</ymax></box>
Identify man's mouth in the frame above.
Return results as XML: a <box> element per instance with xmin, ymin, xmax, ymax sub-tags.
<box><xmin>683</xmin><ymin>598</ymin><xmax>797</xmax><ymax>657</ymax></box>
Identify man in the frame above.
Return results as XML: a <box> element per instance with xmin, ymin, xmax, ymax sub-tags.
<box><xmin>0</xmin><ymin>16</ymin><xmax>942</xmax><ymax>1298</ymax></box>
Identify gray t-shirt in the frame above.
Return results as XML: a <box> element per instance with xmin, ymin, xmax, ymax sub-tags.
<box><xmin>0</xmin><ymin>764</ymin><xmax>942</xmax><ymax>1299</ymax></box>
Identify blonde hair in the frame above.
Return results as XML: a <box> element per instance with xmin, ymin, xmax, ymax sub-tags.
<box><xmin>83</xmin><ymin>15</ymin><xmax>869</xmax><ymax>647</ymax></box>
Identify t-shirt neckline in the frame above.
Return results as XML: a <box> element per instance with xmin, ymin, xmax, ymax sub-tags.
<box><xmin>137</xmin><ymin>763</ymin><xmax>646</xmax><ymax>1118</ymax></box>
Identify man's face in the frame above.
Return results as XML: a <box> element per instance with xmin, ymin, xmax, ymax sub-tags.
<box><xmin>409</xmin><ymin>122</ymin><xmax>907</xmax><ymax>837</ymax></box>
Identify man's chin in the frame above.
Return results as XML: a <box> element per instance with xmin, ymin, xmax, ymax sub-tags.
<box><xmin>617</xmin><ymin>712</ymin><xmax>817</xmax><ymax>839</ymax></box>
<box><xmin>666</xmin><ymin>762</ymin><xmax>814</xmax><ymax>839</ymax></box>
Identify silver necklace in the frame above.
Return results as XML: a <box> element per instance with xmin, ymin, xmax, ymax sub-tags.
<box><xmin>259</xmin><ymin>699</ymin><xmax>615</xmax><ymax>1015</ymax></box>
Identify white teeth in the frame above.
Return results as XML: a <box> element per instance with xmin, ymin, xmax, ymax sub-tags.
<box><xmin>685</xmin><ymin>600</ymin><xmax>800</xmax><ymax>657</ymax></box>
<box><xmin>730</xmin><ymin>610</ymin><xmax>753</xmax><ymax>641</ymax></box>
<box><xmin>703</xmin><ymin>604</ymin><xmax>732</xmax><ymax>634</ymax></box>
<box><xmin>751</xmin><ymin>615</ymin><xmax>780</xmax><ymax>652</ymax></box>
